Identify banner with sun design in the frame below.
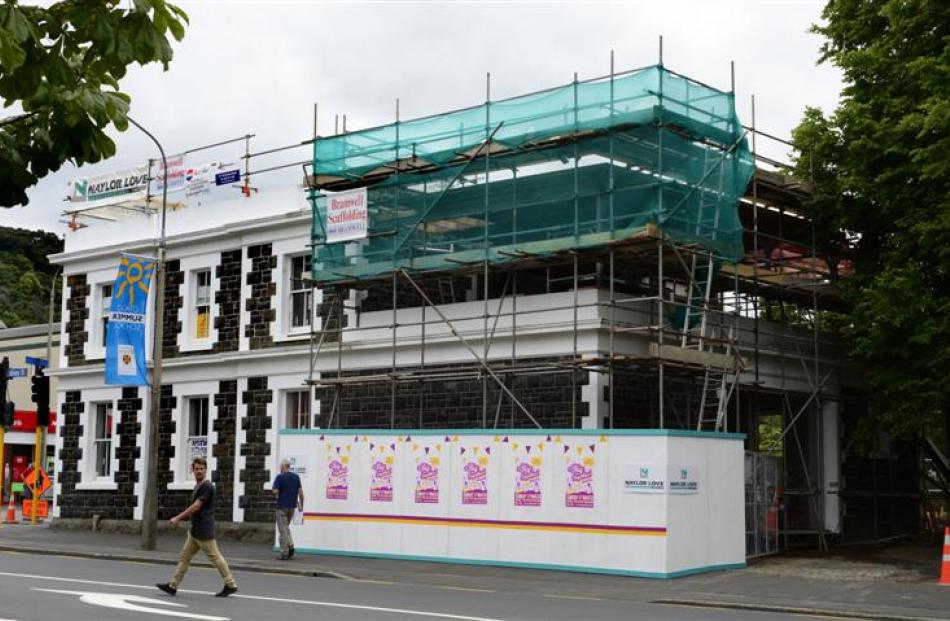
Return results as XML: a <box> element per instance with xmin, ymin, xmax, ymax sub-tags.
<box><xmin>105</xmin><ymin>253</ymin><xmax>156</xmax><ymax>386</ymax></box>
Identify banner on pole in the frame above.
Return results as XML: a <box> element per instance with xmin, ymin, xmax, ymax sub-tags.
<box><xmin>150</xmin><ymin>154</ymin><xmax>188</xmax><ymax>195</ymax></box>
<box><xmin>105</xmin><ymin>254</ymin><xmax>156</xmax><ymax>386</ymax></box>
<box><xmin>326</xmin><ymin>188</ymin><xmax>368</xmax><ymax>243</ymax></box>
<box><xmin>69</xmin><ymin>166</ymin><xmax>149</xmax><ymax>204</ymax></box>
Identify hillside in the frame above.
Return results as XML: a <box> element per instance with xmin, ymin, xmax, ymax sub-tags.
<box><xmin>0</xmin><ymin>226</ymin><xmax>64</xmax><ymax>328</ymax></box>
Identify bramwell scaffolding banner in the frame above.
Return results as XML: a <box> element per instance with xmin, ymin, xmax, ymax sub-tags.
<box><xmin>326</xmin><ymin>188</ymin><xmax>368</xmax><ymax>243</ymax></box>
<box><xmin>105</xmin><ymin>254</ymin><xmax>156</xmax><ymax>386</ymax></box>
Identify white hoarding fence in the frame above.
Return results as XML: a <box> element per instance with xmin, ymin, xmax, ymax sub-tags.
<box><xmin>278</xmin><ymin>430</ymin><xmax>745</xmax><ymax>578</ymax></box>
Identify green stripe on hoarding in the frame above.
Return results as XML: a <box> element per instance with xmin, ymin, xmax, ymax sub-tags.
<box><xmin>290</xmin><ymin>547</ymin><xmax>745</xmax><ymax>579</ymax></box>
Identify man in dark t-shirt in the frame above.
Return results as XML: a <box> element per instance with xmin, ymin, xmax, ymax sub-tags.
<box><xmin>156</xmin><ymin>457</ymin><xmax>238</xmax><ymax>597</ymax></box>
<box><xmin>272</xmin><ymin>458</ymin><xmax>304</xmax><ymax>560</ymax></box>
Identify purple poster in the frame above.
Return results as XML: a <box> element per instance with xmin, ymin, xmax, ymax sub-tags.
<box><xmin>564</xmin><ymin>445</ymin><xmax>595</xmax><ymax>509</ymax></box>
<box><xmin>326</xmin><ymin>458</ymin><xmax>348</xmax><ymax>500</ymax></box>
<box><xmin>414</xmin><ymin>448</ymin><xmax>440</xmax><ymax>504</ymax></box>
<box><xmin>514</xmin><ymin>459</ymin><xmax>542</xmax><ymax>507</ymax></box>
<box><xmin>370</xmin><ymin>458</ymin><xmax>393</xmax><ymax>502</ymax></box>
<box><xmin>461</xmin><ymin>453</ymin><xmax>488</xmax><ymax>505</ymax></box>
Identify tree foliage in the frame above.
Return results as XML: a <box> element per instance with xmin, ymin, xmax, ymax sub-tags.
<box><xmin>792</xmin><ymin>0</ymin><xmax>950</xmax><ymax>443</ymax></box>
<box><xmin>0</xmin><ymin>226</ymin><xmax>63</xmax><ymax>327</ymax></box>
<box><xmin>0</xmin><ymin>0</ymin><xmax>187</xmax><ymax>207</ymax></box>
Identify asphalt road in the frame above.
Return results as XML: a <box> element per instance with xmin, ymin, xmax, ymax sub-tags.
<box><xmin>0</xmin><ymin>550</ymin><xmax>827</xmax><ymax>621</ymax></box>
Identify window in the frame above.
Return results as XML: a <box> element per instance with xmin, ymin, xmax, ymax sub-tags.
<box><xmin>194</xmin><ymin>269</ymin><xmax>211</xmax><ymax>340</ymax></box>
<box><xmin>93</xmin><ymin>402</ymin><xmax>113</xmax><ymax>478</ymax></box>
<box><xmin>289</xmin><ymin>256</ymin><xmax>312</xmax><ymax>330</ymax></box>
<box><xmin>284</xmin><ymin>390</ymin><xmax>311</xmax><ymax>429</ymax></box>
<box><xmin>185</xmin><ymin>397</ymin><xmax>209</xmax><ymax>478</ymax></box>
<box><xmin>100</xmin><ymin>284</ymin><xmax>113</xmax><ymax>347</ymax></box>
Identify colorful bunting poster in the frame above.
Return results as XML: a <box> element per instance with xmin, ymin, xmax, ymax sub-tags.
<box><xmin>370</xmin><ymin>444</ymin><xmax>394</xmax><ymax>502</ymax></box>
<box><xmin>460</xmin><ymin>445</ymin><xmax>489</xmax><ymax>505</ymax></box>
<box><xmin>413</xmin><ymin>444</ymin><xmax>440</xmax><ymax>504</ymax></box>
<box><xmin>326</xmin><ymin>445</ymin><xmax>350</xmax><ymax>500</ymax></box>
<box><xmin>564</xmin><ymin>444</ymin><xmax>595</xmax><ymax>509</ymax></box>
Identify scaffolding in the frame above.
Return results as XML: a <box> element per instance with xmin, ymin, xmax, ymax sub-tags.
<box><xmin>300</xmin><ymin>55</ymin><xmax>856</xmax><ymax>554</ymax></box>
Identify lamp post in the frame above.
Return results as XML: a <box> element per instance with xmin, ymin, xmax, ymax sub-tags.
<box><xmin>128</xmin><ymin>116</ymin><xmax>167</xmax><ymax>551</ymax></box>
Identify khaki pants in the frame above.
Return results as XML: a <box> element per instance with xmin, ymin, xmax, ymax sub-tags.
<box><xmin>170</xmin><ymin>532</ymin><xmax>237</xmax><ymax>589</ymax></box>
<box><xmin>276</xmin><ymin>508</ymin><xmax>294</xmax><ymax>555</ymax></box>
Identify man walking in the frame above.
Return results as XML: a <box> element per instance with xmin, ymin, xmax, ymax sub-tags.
<box><xmin>156</xmin><ymin>457</ymin><xmax>238</xmax><ymax>597</ymax></box>
<box><xmin>272</xmin><ymin>458</ymin><xmax>304</xmax><ymax>560</ymax></box>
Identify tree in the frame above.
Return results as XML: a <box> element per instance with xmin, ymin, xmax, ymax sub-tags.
<box><xmin>792</xmin><ymin>0</ymin><xmax>950</xmax><ymax>449</ymax></box>
<box><xmin>0</xmin><ymin>226</ymin><xmax>64</xmax><ymax>327</ymax></box>
<box><xmin>0</xmin><ymin>0</ymin><xmax>187</xmax><ymax>207</ymax></box>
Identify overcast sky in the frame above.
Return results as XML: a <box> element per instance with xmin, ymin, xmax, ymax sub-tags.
<box><xmin>0</xmin><ymin>0</ymin><xmax>842</xmax><ymax>234</ymax></box>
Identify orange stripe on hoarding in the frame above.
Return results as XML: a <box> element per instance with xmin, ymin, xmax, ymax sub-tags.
<box><xmin>304</xmin><ymin>513</ymin><xmax>666</xmax><ymax>537</ymax></box>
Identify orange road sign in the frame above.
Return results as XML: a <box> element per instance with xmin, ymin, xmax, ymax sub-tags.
<box><xmin>22</xmin><ymin>499</ymin><xmax>48</xmax><ymax>518</ymax></box>
<box><xmin>24</xmin><ymin>467</ymin><xmax>51</xmax><ymax>497</ymax></box>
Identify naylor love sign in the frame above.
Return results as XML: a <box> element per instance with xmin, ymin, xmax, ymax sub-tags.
<box><xmin>325</xmin><ymin>188</ymin><xmax>368</xmax><ymax>243</ymax></box>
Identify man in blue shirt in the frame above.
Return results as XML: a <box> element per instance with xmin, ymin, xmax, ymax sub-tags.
<box><xmin>272</xmin><ymin>458</ymin><xmax>304</xmax><ymax>560</ymax></box>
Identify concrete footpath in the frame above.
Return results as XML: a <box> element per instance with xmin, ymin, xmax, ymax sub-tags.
<box><xmin>0</xmin><ymin>519</ymin><xmax>946</xmax><ymax>621</ymax></box>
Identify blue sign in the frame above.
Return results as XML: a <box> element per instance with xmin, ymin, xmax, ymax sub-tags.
<box><xmin>214</xmin><ymin>169</ymin><xmax>240</xmax><ymax>186</ymax></box>
<box><xmin>105</xmin><ymin>253</ymin><xmax>156</xmax><ymax>386</ymax></box>
<box><xmin>6</xmin><ymin>368</ymin><xmax>27</xmax><ymax>378</ymax></box>
<box><xmin>25</xmin><ymin>356</ymin><xmax>48</xmax><ymax>368</ymax></box>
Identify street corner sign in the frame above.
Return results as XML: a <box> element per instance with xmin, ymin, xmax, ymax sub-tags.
<box><xmin>105</xmin><ymin>253</ymin><xmax>157</xmax><ymax>386</ymax></box>
<box><xmin>326</xmin><ymin>187</ymin><xmax>368</xmax><ymax>243</ymax></box>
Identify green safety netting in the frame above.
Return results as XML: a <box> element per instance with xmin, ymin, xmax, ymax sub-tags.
<box><xmin>311</xmin><ymin>65</ymin><xmax>753</xmax><ymax>284</ymax></box>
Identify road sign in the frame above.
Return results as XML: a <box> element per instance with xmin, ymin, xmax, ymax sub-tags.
<box><xmin>24</xmin><ymin>467</ymin><xmax>51</xmax><ymax>496</ymax></box>
<box><xmin>5</xmin><ymin>368</ymin><xmax>27</xmax><ymax>378</ymax></box>
<box><xmin>24</xmin><ymin>356</ymin><xmax>48</xmax><ymax>368</ymax></box>
<box><xmin>21</xmin><ymin>499</ymin><xmax>48</xmax><ymax>518</ymax></box>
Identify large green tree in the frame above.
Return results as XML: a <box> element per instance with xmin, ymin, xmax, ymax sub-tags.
<box><xmin>0</xmin><ymin>0</ymin><xmax>187</xmax><ymax>207</ymax></box>
<box><xmin>792</xmin><ymin>0</ymin><xmax>950</xmax><ymax>445</ymax></box>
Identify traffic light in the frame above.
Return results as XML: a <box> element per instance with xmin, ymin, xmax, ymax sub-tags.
<box><xmin>31</xmin><ymin>370</ymin><xmax>50</xmax><ymax>427</ymax></box>
<box><xmin>0</xmin><ymin>356</ymin><xmax>8</xmax><ymax>401</ymax></box>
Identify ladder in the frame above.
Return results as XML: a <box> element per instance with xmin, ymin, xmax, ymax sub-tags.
<box><xmin>695</xmin><ymin>327</ymin><xmax>739</xmax><ymax>432</ymax></box>
<box><xmin>438</xmin><ymin>278</ymin><xmax>456</xmax><ymax>305</ymax></box>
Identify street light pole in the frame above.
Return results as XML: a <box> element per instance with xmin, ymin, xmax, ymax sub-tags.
<box><xmin>128</xmin><ymin>116</ymin><xmax>168</xmax><ymax>551</ymax></box>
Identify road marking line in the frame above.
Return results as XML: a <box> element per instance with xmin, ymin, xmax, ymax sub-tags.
<box><xmin>436</xmin><ymin>586</ymin><xmax>495</xmax><ymax>593</ymax></box>
<box><xmin>0</xmin><ymin>570</ymin><xmax>509</xmax><ymax>621</ymax></box>
<box><xmin>542</xmin><ymin>593</ymin><xmax>605</xmax><ymax>602</ymax></box>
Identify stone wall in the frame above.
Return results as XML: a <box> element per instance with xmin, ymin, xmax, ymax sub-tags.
<box><xmin>214</xmin><ymin>249</ymin><xmax>242</xmax><ymax>353</ymax></box>
<box><xmin>317</xmin><ymin>358</ymin><xmax>587</xmax><ymax>429</ymax></box>
<box><xmin>244</xmin><ymin>244</ymin><xmax>275</xmax><ymax>350</ymax></box>
<box><xmin>162</xmin><ymin>260</ymin><xmax>183</xmax><ymax>359</ymax></box>
<box><xmin>156</xmin><ymin>385</ymin><xmax>190</xmax><ymax>519</ymax></box>
<box><xmin>212</xmin><ymin>379</ymin><xmax>238</xmax><ymax>522</ymax></box>
<box><xmin>64</xmin><ymin>274</ymin><xmax>89</xmax><ymax>367</ymax></box>
<box><xmin>56</xmin><ymin>387</ymin><xmax>140</xmax><ymax>519</ymax></box>
<box><xmin>239</xmin><ymin>376</ymin><xmax>272</xmax><ymax>523</ymax></box>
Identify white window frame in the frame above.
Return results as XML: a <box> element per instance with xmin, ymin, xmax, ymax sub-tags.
<box><xmin>87</xmin><ymin>401</ymin><xmax>115</xmax><ymax>483</ymax></box>
<box><xmin>283</xmin><ymin>389</ymin><xmax>312</xmax><ymax>430</ymax></box>
<box><xmin>100</xmin><ymin>284</ymin><xmax>113</xmax><ymax>348</ymax></box>
<box><xmin>179</xmin><ymin>259</ymin><xmax>219</xmax><ymax>353</ymax></box>
<box><xmin>193</xmin><ymin>269</ymin><xmax>212</xmax><ymax>342</ymax></box>
<box><xmin>287</xmin><ymin>255</ymin><xmax>313</xmax><ymax>334</ymax></box>
<box><xmin>181</xmin><ymin>396</ymin><xmax>210</xmax><ymax>481</ymax></box>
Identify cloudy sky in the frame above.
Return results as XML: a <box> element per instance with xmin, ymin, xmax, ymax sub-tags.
<box><xmin>1</xmin><ymin>0</ymin><xmax>842</xmax><ymax>234</ymax></box>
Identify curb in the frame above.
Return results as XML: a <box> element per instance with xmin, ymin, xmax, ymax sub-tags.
<box><xmin>0</xmin><ymin>544</ymin><xmax>351</xmax><ymax>581</ymax></box>
<box><xmin>651</xmin><ymin>599</ymin><xmax>948</xmax><ymax>621</ymax></box>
